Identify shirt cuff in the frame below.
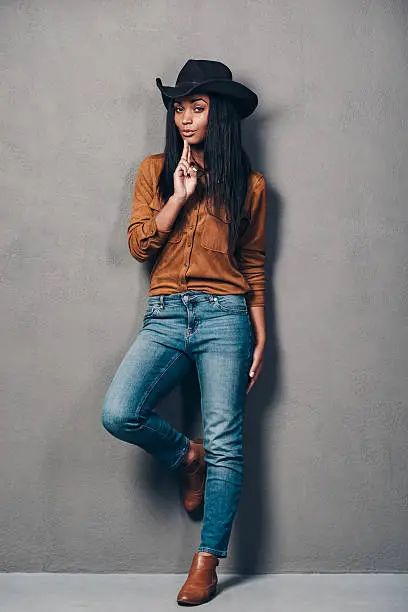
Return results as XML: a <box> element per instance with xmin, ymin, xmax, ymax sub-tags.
<box><xmin>138</xmin><ymin>216</ymin><xmax>172</xmax><ymax>250</ymax></box>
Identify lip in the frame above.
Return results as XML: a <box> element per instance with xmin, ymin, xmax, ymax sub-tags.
<box><xmin>182</xmin><ymin>131</ymin><xmax>196</xmax><ymax>136</ymax></box>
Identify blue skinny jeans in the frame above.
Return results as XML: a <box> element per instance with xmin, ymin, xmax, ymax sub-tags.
<box><xmin>101</xmin><ymin>290</ymin><xmax>255</xmax><ymax>558</ymax></box>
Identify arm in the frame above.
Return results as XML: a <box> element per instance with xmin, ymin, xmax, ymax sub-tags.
<box><xmin>127</xmin><ymin>157</ymin><xmax>185</xmax><ymax>262</ymax></box>
<box><xmin>234</xmin><ymin>175</ymin><xmax>267</xmax><ymax>344</ymax></box>
<box><xmin>248</xmin><ymin>304</ymin><xmax>266</xmax><ymax>347</ymax></box>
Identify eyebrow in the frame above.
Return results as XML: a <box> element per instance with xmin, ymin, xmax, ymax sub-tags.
<box><xmin>173</xmin><ymin>97</ymin><xmax>207</xmax><ymax>104</ymax></box>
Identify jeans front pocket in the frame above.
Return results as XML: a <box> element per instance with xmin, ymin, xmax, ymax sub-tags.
<box><xmin>143</xmin><ymin>297</ymin><xmax>163</xmax><ymax>320</ymax></box>
<box><xmin>144</xmin><ymin>307</ymin><xmax>160</xmax><ymax>320</ymax></box>
<box><xmin>211</xmin><ymin>294</ymin><xmax>248</xmax><ymax>314</ymax></box>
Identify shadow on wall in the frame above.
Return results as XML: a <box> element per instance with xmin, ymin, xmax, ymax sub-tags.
<box><xmin>233</xmin><ymin>110</ymin><xmax>284</xmax><ymax>576</ymax></box>
<box><xmin>136</xmin><ymin>108</ymin><xmax>285</xmax><ymax>576</ymax></box>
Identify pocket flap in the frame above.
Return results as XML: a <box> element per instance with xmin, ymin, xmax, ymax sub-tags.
<box><xmin>205</xmin><ymin>200</ymin><xmax>231</xmax><ymax>223</ymax></box>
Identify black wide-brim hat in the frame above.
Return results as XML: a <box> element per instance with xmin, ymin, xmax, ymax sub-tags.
<box><xmin>156</xmin><ymin>59</ymin><xmax>258</xmax><ymax>119</ymax></box>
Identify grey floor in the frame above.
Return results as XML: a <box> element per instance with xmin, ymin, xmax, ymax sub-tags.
<box><xmin>1</xmin><ymin>573</ymin><xmax>407</xmax><ymax>611</ymax></box>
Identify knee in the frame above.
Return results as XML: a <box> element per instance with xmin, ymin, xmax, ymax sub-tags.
<box><xmin>101</xmin><ymin>395</ymin><xmax>127</xmax><ymax>438</ymax></box>
<box><xmin>101</xmin><ymin>392</ymin><xmax>147</xmax><ymax>439</ymax></box>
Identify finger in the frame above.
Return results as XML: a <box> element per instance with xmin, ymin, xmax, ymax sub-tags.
<box><xmin>178</xmin><ymin>160</ymin><xmax>190</xmax><ymax>175</ymax></box>
<box><xmin>181</xmin><ymin>139</ymin><xmax>188</xmax><ymax>161</ymax></box>
<box><xmin>246</xmin><ymin>370</ymin><xmax>259</xmax><ymax>394</ymax></box>
<box><xmin>187</xmin><ymin>143</ymin><xmax>191</xmax><ymax>164</ymax></box>
<box><xmin>186</xmin><ymin>166</ymin><xmax>197</xmax><ymax>179</ymax></box>
<box><xmin>251</xmin><ymin>352</ymin><xmax>264</xmax><ymax>372</ymax></box>
<box><xmin>246</xmin><ymin>358</ymin><xmax>262</xmax><ymax>392</ymax></box>
<box><xmin>246</xmin><ymin>370</ymin><xmax>255</xmax><ymax>393</ymax></box>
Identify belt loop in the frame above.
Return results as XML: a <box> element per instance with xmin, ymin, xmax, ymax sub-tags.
<box><xmin>159</xmin><ymin>295</ymin><xmax>164</xmax><ymax>309</ymax></box>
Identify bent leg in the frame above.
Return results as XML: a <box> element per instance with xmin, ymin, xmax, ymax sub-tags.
<box><xmin>101</xmin><ymin>329</ymin><xmax>192</xmax><ymax>471</ymax></box>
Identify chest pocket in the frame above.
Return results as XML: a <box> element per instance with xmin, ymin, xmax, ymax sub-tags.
<box><xmin>200</xmin><ymin>200</ymin><xmax>251</xmax><ymax>254</ymax></box>
<box><xmin>149</xmin><ymin>195</ymin><xmax>183</xmax><ymax>243</ymax></box>
<box><xmin>200</xmin><ymin>202</ymin><xmax>232</xmax><ymax>254</ymax></box>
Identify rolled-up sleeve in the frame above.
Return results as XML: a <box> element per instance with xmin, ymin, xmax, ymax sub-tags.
<box><xmin>234</xmin><ymin>175</ymin><xmax>267</xmax><ymax>307</ymax></box>
<box><xmin>127</xmin><ymin>157</ymin><xmax>172</xmax><ymax>262</ymax></box>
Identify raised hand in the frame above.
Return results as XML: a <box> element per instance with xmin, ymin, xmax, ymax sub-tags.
<box><xmin>173</xmin><ymin>139</ymin><xmax>198</xmax><ymax>203</ymax></box>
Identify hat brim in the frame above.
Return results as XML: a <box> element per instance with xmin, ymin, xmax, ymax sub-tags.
<box><xmin>155</xmin><ymin>77</ymin><xmax>258</xmax><ymax>119</ymax></box>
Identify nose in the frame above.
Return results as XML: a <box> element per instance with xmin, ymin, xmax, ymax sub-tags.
<box><xmin>182</xmin><ymin>110</ymin><xmax>193</xmax><ymax>124</ymax></box>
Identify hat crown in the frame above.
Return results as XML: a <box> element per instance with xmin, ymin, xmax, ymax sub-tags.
<box><xmin>176</xmin><ymin>59</ymin><xmax>232</xmax><ymax>86</ymax></box>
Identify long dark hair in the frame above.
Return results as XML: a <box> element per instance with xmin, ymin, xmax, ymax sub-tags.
<box><xmin>156</xmin><ymin>92</ymin><xmax>252</xmax><ymax>246</ymax></box>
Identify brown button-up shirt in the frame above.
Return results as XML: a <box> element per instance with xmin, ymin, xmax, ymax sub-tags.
<box><xmin>127</xmin><ymin>153</ymin><xmax>267</xmax><ymax>307</ymax></box>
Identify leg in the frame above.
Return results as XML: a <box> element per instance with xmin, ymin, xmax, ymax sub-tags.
<box><xmin>194</xmin><ymin>323</ymin><xmax>253</xmax><ymax>558</ymax></box>
<box><xmin>101</xmin><ymin>328</ymin><xmax>192</xmax><ymax>471</ymax></box>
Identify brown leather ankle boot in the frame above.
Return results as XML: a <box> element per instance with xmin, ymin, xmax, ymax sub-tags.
<box><xmin>177</xmin><ymin>552</ymin><xmax>219</xmax><ymax>605</ymax></box>
<box><xmin>181</xmin><ymin>438</ymin><xmax>206</xmax><ymax>512</ymax></box>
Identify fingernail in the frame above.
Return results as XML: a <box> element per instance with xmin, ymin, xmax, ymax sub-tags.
<box><xmin>249</xmin><ymin>371</ymin><xmax>255</xmax><ymax>377</ymax></box>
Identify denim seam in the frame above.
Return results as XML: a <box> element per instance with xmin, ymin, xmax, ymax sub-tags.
<box><xmin>134</xmin><ymin>351</ymin><xmax>190</xmax><ymax>470</ymax></box>
<box><xmin>137</xmin><ymin>350</ymin><xmax>184</xmax><ymax>415</ymax></box>
<box><xmin>135</xmin><ymin>420</ymin><xmax>189</xmax><ymax>470</ymax></box>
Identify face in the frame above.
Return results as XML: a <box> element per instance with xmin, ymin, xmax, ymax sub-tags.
<box><xmin>173</xmin><ymin>94</ymin><xmax>210</xmax><ymax>146</ymax></box>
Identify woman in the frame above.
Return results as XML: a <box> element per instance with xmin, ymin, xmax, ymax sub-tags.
<box><xmin>102</xmin><ymin>59</ymin><xmax>267</xmax><ymax>605</ymax></box>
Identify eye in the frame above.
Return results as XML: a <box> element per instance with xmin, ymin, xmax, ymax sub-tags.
<box><xmin>174</xmin><ymin>105</ymin><xmax>205</xmax><ymax>113</ymax></box>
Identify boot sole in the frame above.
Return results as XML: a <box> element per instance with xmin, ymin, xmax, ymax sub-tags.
<box><xmin>177</xmin><ymin>583</ymin><xmax>217</xmax><ymax>605</ymax></box>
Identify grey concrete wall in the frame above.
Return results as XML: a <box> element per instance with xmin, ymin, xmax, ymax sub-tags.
<box><xmin>1</xmin><ymin>0</ymin><xmax>407</xmax><ymax>573</ymax></box>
